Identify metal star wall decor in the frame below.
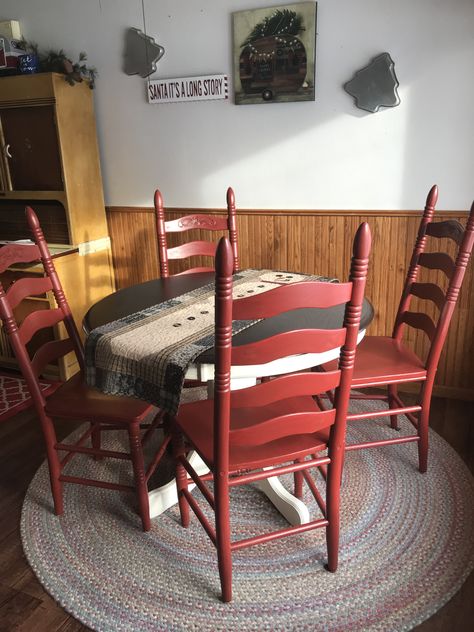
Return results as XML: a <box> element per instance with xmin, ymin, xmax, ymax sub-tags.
<box><xmin>344</xmin><ymin>52</ymin><xmax>400</xmax><ymax>113</ymax></box>
<box><xmin>123</xmin><ymin>27</ymin><xmax>165</xmax><ymax>78</ymax></box>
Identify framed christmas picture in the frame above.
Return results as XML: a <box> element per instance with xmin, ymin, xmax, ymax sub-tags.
<box><xmin>233</xmin><ymin>2</ymin><xmax>317</xmax><ymax>105</ymax></box>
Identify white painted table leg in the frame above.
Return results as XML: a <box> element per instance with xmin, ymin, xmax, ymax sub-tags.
<box><xmin>256</xmin><ymin>472</ymin><xmax>310</xmax><ymax>526</ymax></box>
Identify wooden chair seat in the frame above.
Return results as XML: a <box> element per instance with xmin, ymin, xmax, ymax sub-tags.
<box><xmin>176</xmin><ymin>396</ymin><xmax>330</xmax><ymax>471</ymax></box>
<box><xmin>323</xmin><ymin>336</ymin><xmax>426</xmax><ymax>387</ymax></box>
<box><xmin>44</xmin><ymin>372</ymin><xmax>152</xmax><ymax>423</ymax></box>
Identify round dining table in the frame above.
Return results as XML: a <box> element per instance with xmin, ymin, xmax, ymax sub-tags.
<box><xmin>84</xmin><ymin>271</ymin><xmax>374</xmax><ymax>526</ymax></box>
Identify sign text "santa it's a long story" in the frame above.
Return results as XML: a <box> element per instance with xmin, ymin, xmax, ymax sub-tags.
<box><xmin>148</xmin><ymin>75</ymin><xmax>228</xmax><ymax>104</ymax></box>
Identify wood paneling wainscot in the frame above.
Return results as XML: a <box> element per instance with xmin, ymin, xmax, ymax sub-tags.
<box><xmin>106</xmin><ymin>206</ymin><xmax>474</xmax><ymax>399</ymax></box>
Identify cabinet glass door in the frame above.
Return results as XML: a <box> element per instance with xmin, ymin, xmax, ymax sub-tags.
<box><xmin>0</xmin><ymin>105</ymin><xmax>63</xmax><ymax>191</ymax></box>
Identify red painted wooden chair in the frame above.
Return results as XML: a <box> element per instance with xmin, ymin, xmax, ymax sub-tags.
<box><xmin>323</xmin><ymin>186</ymin><xmax>474</xmax><ymax>472</ymax></box>
<box><xmin>154</xmin><ymin>187</ymin><xmax>239</xmax><ymax>277</ymax></box>
<box><xmin>171</xmin><ymin>224</ymin><xmax>371</xmax><ymax>602</ymax></box>
<box><xmin>0</xmin><ymin>206</ymin><xmax>169</xmax><ymax>531</ymax></box>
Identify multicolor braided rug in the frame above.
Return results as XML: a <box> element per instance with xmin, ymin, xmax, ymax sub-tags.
<box><xmin>21</xmin><ymin>400</ymin><xmax>474</xmax><ymax>631</ymax></box>
<box><xmin>0</xmin><ymin>371</ymin><xmax>53</xmax><ymax>422</ymax></box>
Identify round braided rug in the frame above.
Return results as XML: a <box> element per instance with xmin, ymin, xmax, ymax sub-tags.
<box><xmin>21</xmin><ymin>400</ymin><xmax>474</xmax><ymax>632</ymax></box>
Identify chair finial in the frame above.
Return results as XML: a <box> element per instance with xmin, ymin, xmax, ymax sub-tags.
<box><xmin>154</xmin><ymin>189</ymin><xmax>163</xmax><ymax>209</ymax></box>
<box><xmin>426</xmin><ymin>185</ymin><xmax>438</xmax><ymax>210</ymax></box>
<box><xmin>353</xmin><ymin>221</ymin><xmax>372</xmax><ymax>260</ymax></box>
<box><xmin>25</xmin><ymin>206</ymin><xmax>40</xmax><ymax>230</ymax></box>
<box><xmin>226</xmin><ymin>187</ymin><xmax>235</xmax><ymax>207</ymax></box>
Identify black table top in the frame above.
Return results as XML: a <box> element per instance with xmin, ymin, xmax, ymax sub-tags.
<box><xmin>84</xmin><ymin>272</ymin><xmax>374</xmax><ymax>364</ymax></box>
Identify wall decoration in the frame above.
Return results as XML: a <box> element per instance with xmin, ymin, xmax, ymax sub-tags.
<box><xmin>344</xmin><ymin>53</ymin><xmax>400</xmax><ymax>113</ymax></box>
<box><xmin>148</xmin><ymin>75</ymin><xmax>228</xmax><ymax>104</ymax></box>
<box><xmin>123</xmin><ymin>27</ymin><xmax>165</xmax><ymax>78</ymax></box>
<box><xmin>233</xmin><ymin>2</ymin><xmax>317</xmax><ymax>105</ymax></box>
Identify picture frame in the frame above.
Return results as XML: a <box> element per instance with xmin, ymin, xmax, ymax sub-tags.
<box><xmin>232</xmin><ymin>2</ymin><xmax>317</xmax><ymax>105</ymax></box>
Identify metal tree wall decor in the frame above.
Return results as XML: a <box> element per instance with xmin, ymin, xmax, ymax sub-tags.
<box><xmin>123</xmin><ymin>27</ymin><xmax>164</xmax><ymax>78</ymax></box>
<box><xmin>344</xmin><ymin>53</ymin><xmax>400</xmax><ymax>113</ymax></box>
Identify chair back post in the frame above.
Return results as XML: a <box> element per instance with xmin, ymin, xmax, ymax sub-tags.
<box><xmin>25</xmin><ymin>207</ymin><xmax>85</xmax><ymax>371</ymax></box>
<box><xmin>213</xmin><ymin>237</ymin><xmax>234</xmax><ymax>478</ymax></box>
<box><xmin>333</xmin><ymin>222</ymin><xmax>371</xmax><ymax>452</ymax></box>
<box><xmin>213</xmin><ymin>237</ymin><xmax>234</xmax><ymax>574</ymax></box>
<box><xmin>226</xmin><ymin>187</ymin><xmax>240</xmax><ymax>272</ymax></box>
<box><xmin>392</xmin><ymin>185</ymin><xmax>438</xmax><ymax>341</ymax></box>
<box><xmin>424</xmin><ymin>201</ymin><xmax>474</xmax><ymax>375</ymax></box>
<box><xmin>154</xmin><ymin>189</ymin><xmax>170</xmax><ymax>278</ymax></box>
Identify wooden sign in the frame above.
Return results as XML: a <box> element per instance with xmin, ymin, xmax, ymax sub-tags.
<box><xmin>148</xmin><ymin>74</ymin><xmax>228</xmax><ymax>104</ymax></box>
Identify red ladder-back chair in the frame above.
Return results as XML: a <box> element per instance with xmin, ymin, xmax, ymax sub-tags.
<box><xmin>324</xmin><ymin>186</ymin><xmax>474</xmax><ymax>472</ymax></box>
<box><xmin>171</xmin><ymin>224</ymin><xmax>371</xmax><ymax>602</ymax></box>
<box><xmin>154</xmin><ymin>187</ymin><xmax>239</xmax><ymax>277</ymax></box>
<box><xmin>0</xmin><ymin>207</ymin><xmax>169</xmax><ymax>531</ymax></box>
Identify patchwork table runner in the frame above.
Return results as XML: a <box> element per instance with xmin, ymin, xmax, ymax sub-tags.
<box><xmin>85</xmin><ymin>269</ymin><xmax>334</xmax><ymax>415</ymax></box>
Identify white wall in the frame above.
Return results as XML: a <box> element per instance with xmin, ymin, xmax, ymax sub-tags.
<box><xmin>2</xmin><ymin>0</ymin><xmax>473</xmax><ymax>210</ymax></box>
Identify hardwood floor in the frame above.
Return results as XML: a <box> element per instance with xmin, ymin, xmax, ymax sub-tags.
<box><xmin>0</xmin><ymin>396</ymin><xmax>472</xmax><ymax>631</ymax></box>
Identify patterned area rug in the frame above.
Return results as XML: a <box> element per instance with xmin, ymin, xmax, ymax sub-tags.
<box><xmin>21</xmin><ymin>400</ymin><xmax>474</xmax><ymax>631</ymax></box>
<box><xmin>0</xmin><ymin>371</ymin><xmax>53</xmax><ymax>422</ymax></box>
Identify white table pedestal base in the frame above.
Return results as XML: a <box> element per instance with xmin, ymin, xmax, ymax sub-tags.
<box><xmin>149</xmin><ymin>452</ymin><xmax>310</xmax><ymax>526</ymax></box>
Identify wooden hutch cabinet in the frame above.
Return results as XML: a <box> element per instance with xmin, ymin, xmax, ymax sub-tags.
<box><xmin>0</xmin><ymin>73</ymin><xmax>115</xmax><ymax>379</ymax></box>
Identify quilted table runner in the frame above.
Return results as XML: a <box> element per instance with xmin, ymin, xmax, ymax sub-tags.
<box><xmin>85</xmin><ymin>270</ymin><xmax>333</xmax><ymax>415</ymax></box>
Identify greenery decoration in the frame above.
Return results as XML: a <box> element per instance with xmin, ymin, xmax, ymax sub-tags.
<box><xmin>241</xmin><ymin>9</ymin><xmax>304</xmax><ymax>46</ymax></box>
<box><xmin>18</xmin><ymin>38</ymin><xmax>97</xmax><ymax>88</ymax></box>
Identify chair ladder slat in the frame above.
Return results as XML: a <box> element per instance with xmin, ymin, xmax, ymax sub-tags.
<box><xmin>231</xmin><ymin>328</ymin><xmax>347</xmax><ymax>366</ymax></box>
<box><xmin>425</xmin><ymin>219</ymin><xmax>465</xmax><ymax>245</ymax></box>
<box><xmin>6</xmin><ymin>276</ymin><xmax>53</xmax><ymax>311</ymax></box>
<box><xmin>230</xmin><ymin>370</ymin><xmax>341</xmax><ymax>408</ymax></box>
<box><xmin>230</xmin><ymin>408</ymin><xmax>336</xmax><ymax>446</ymax></box>
<box><xmin>400</xmin><ymin>311</ymin><xmax>436</xmax><ymax>341</ymax></box>
<box><xmin>409</xmin><ymin>282</ymin><xmax>445</xmax><ymax>311</ymax></box>
<box><xmin>19</xmin><ymin>307</ymin><xmax>64</xmax><ymax>346</ymax></box>
<box><xmin>233</xmin><ymin>281</ymin><xmax>352</xmax><ymax>320</ymax></box>
<box><xmin>418</xmin><ymin>252</ymin><xmax>455</xmax><ymax>278</ymax></box>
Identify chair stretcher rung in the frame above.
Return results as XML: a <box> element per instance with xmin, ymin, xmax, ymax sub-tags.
<box><xmin>180</xmin><ymin>456</ymin><xmax>215</xmax><ymax>508</ymax></box>
<box><xmin>231</xmin><ymin>517</ymin><xmax>329</xmax><ymax>551</ymax></box>
<box><xmin>183</xmin><ymin>488</ymin><xmax>216</xmax><ymax>544</ymax></box>
<box><xmin>228</xmin><ymin>456</ymin><xmax>330</xmax><ymax>486</ymax></box>
<box><xmin>345</xmin><ymin>435</ymin><xmax>420</xmax><ymax>451</ymax></box>
<box><xmin>56</xmin><ymin>443</ymin><xmax>131</xmax><ymax>460</ymax></box>
<box><xmin>59</xmin><ymin>475</ymin><xmax>133</xmax><ymax>492</ymax></box>
<box><xmin>347</xmin><ymin>404</ymin><xmax>421</xmax><ymax>421</ymax></box>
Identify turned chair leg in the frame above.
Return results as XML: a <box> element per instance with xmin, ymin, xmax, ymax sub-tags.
<box><xmin>325</xmin><ymin>449</ymin><xmax>342</xmax><ymax>573</ymax></box>
<box><xmin>417</xmin><ymin>382</ymin><xmax>434</xmax><ymax>474</ymax></box>
<box><xmin>388</xmin><ymin>384</ymin><xmax>399</xmax><ymax>430</ymax></box>
<box><xmin>39</xmin><ymin>412</ymin><xmax>64</xmax><ymax>515</ymax></box>
<box><xmin>172</xmin><ymin>428</ymin><xmax>190</xmax><ymax>528</ymax></box>
<box><xmin>294</xmin><ymin>460</ymin><xmax>304</xmax><ymax>498</ymax></box>
<box><xmin>91</xmin><ymin>422</ymin><xmax>103</xmax><ymax>460</ymax></box>
<box><xmin>128</xmin><ymin>423</ymin><xmax>151</xmax><ymax>532</ymax></box>
<box><xmin>215</xmin><ymin>476</ymin><xmax>232</xmax><ymax>602</ymax></box>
